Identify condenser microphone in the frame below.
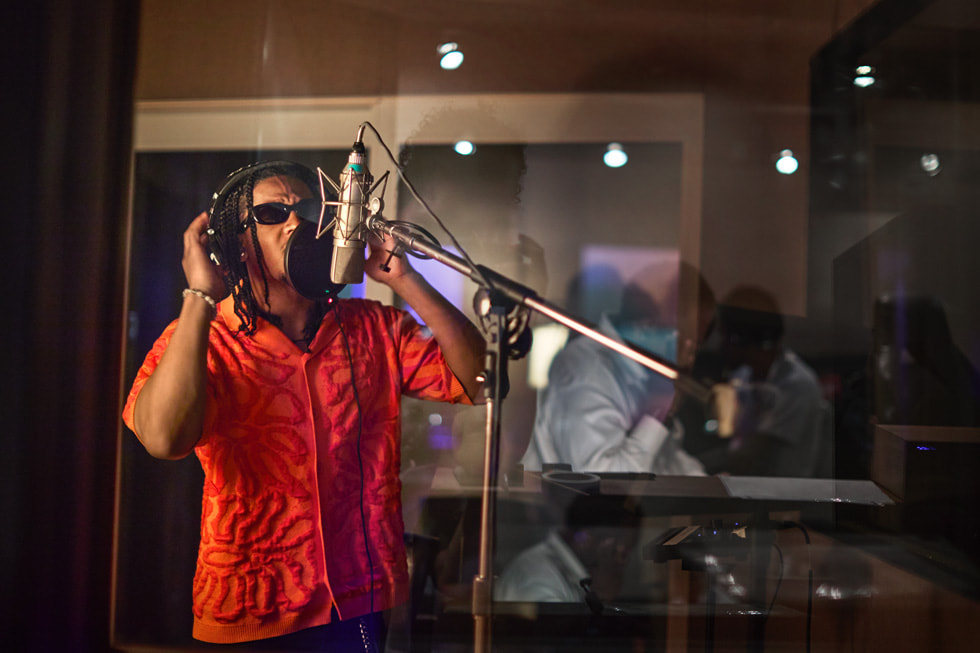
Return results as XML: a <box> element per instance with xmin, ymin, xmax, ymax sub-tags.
<box><xmin>330</xmin><ymin>139</ymin><xmax>372</xmax><ymax>285</ymax></box>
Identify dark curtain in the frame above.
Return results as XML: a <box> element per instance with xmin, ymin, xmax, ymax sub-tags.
<box><xmin>1</xmin><ymin>1</ymin><xmax>139</xmax><ymax>650</ymax></box>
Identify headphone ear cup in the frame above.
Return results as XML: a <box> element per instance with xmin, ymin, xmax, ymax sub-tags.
<box><xmin>206</xmin><ymin>226</ymin><xmax>225</xmax><ymax>267</ymax></box>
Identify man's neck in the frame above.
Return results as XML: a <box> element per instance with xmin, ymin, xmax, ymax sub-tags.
<box><xmin>261</xmin><ymin>285</ymin><xmax>316</xmax><ymax>342</ymax></box>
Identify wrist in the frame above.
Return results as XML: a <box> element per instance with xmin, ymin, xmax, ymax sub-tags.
<box><xmin>382</xmin><ymin>269</ymin><xmax>423</xmax><ymax>293</ymax></box>
<box><xmin>182</xmin><ymin>288</ymin><xmax>218</xmax><ymax>319</ymax></box>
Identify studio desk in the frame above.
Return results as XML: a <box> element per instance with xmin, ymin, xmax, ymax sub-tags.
<box><xmin>397</xmin><ymin>466</ymin><xmax>980</xmax><ymax>652</ymax></box>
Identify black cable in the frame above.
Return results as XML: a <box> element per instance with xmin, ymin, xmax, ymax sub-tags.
<box><xmin>331</xmin><ymin>299</ymin><xmax>374</xmax><ymax>620</ymax></box>
<box><xmin>358</xmin><ymin>121</ymin><xmax>496</xmax><ymax>295</ymax></box>
<box><xmin>766</xmin><ymin>542</ymin><xmax>785</xmax><ymax>619</ymax></box>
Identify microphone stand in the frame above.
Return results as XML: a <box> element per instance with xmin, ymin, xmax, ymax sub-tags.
<box><xmin>366</xmin><ymin>214</ymin><xmax>711</xmax><ymax>653</ymax></box>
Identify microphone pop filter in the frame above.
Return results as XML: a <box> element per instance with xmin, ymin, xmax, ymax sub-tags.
<box><xmin>284</xmin><ymin>221</ymin><xmax>347</xmax><ymax>300</ymax></box>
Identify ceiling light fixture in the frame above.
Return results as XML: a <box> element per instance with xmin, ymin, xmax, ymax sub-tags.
<box><xmin>853</xmin><ymin>65</ymin><xmax>876</xmax><ymax>88</ymax></box>
<box><xmin>438</xmin><ymin>42</ymin><xmax>464</xmax><ymax>70</ymax></box>
<box><xmin>920</xmin><ymin>153</ymin><xmax>941</xmax><ymax>176</ymax></box>
<box><xmin>603</xmin><ymin>142</ymin><xmax>628</xmax><ymax>168</ymax></box>
<box><xmin>776</xmin><ymin>149</ymin><xmax>799</xmax><ymax>175</ymax></box>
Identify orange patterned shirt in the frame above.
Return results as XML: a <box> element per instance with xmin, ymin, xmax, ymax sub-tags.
<box><xmin>122</xmin><ymin>297</ymin><xmax>469</xmax><ymax>643</ymax></box>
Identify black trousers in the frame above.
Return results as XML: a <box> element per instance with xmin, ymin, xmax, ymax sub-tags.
<box><xmin>217</xmin><ymin>610</ymin><xmax>388</xmax><ymax>652</ymax></box>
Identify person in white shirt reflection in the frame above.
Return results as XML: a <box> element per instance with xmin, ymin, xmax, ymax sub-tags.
<box><xmin>522</xmin><ymin>260</ymin><xmax>713</xmax><ymax>475</ymax></box>
<box><xmin>494</xmin><ymin>494</ymin><xmax>641</xmax><ymax>606</ymax></box>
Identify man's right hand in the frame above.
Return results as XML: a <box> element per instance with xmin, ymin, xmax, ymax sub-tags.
<box><xmin>182</xmin><ymin>212</ymin><xmax>228</xmax><ymax>299</ymax></box>
<box><xmin>132</xmin><ymin>213</ymin><xmax>221</xmax><ymax>460</ymax></box>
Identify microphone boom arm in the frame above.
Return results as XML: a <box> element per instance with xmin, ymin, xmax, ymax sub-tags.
<box><xmin>365</xmin><ymin>213</ymin><xmax>712</xmax><ymax>403</ymax></box>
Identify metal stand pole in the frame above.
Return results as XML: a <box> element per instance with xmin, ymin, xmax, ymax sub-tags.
<box><xmin>472</xmin><ymin>304</ymin><xmax>508</xmax><ymax>653</ymax></box>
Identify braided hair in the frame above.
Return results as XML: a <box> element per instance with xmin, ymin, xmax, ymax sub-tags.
<box><xmin>210</xmin><ymin>162</ymin><xmax>321</xmax><ymax>336</ymax></box>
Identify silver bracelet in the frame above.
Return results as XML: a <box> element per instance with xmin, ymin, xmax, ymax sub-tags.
<box><xmin>182</xmin><ymin>288</ymin><xmax>217</xmax><ymax>316</ymax></box>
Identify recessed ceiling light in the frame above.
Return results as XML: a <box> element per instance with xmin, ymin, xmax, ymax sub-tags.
<box><xmin>438</xmin><ymin>42</ymin><xmax>464</xmax><ymax>70</ymax></box>
<box><xmin>920</xmin><ymin>153</ymin><xmax>941</xmax><ymax>176</ymax></box>
<box><xmin>776</xmin><ymin>149</ymin><xmax>799</xmax><ymax>175</ymax></box>
<box><xmin>853</xmin><ymin>65</ymin><xmax>876</xmax><ymax>88</ymax></box>
<box><xmin>603</xmin><ymin>142</ymin><xmax>628</xmax><ymax>168</ymax></box>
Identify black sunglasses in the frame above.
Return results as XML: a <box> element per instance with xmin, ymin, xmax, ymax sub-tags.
<box><xmin>245</xmin><ymin>198</ymin><xmax>323</xmax><ymax>228</ymax></box>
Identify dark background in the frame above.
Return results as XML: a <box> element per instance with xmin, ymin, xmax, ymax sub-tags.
<box><xmin>2</xmin><ymin>2</ymin><xmax>138</xmax><ymax>650</ymax></box>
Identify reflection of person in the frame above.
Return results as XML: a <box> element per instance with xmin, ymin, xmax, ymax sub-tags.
<box><xmin>122</xmin><ymin>161</ymin><xmax>486</xmax><ymax>649</ymax></box>
<box><xmin>698</xmin><ymin>285</ymin><xmax>831</xmax><ymax>478</ymax></box>
<box><xmin>494</xmin><ymin>494</ymin><xmax>641</xmax><ymax>605</ymax></box>
<box><xmin>522</xmin><ymin>259</ymin><xmax>706</xmax><ymax>474</ymax></box>
<box><xmin>872</xmin><ymin>295</ymin><xmax>980</xmax><ymax>427</ymax></box>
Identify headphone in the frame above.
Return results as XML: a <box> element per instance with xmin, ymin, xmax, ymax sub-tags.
<box><xmin>206</xmin><ymin>160</ymin><xmax>346</xmax><ymax>300</ymax></box>
<box><xmin>206</xmin><ymin>160</ymin><xmax>317</xmax><ymax>267</ymax></box>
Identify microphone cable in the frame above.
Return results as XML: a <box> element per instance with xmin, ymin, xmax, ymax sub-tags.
<box><xmin>357</xmin><ymin>121</ymin><xmax>496</xmax><ymax>296</ymax></box>
<box><xmin>765</xmin><ymin>542</ymin><xmax>785</xmax><ymax>623</ymax></box>
<box><xmin>329</xmin><ymin>299</ymin><xmax>375</xmax><ymax>621</ymax></box>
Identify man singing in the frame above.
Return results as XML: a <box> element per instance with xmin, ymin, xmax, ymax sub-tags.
<box><xmin>123</xmin><ymin>161</ymin><xmax>485</xmax><ymax>650</ymax></box>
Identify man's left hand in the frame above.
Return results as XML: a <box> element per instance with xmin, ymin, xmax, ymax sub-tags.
<box><xmin>365</xmin><ymin>233</ymin><xmax>414</xmax><ymax>286</ymax></box>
